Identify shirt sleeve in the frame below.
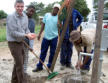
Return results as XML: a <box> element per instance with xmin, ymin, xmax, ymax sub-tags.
<box><xmin>7</xmin><ymin>15</ymin><xmax>27</xmax><ymax>40</ymax></box>
<box><xmin>42</xmin><ymin>13</ymin><xmax>47</xmax><ymax>24</ymax></box>
<box><xmin>73</xmin><ymin>9</ymin><xmax>83</xmax><ymax>29</ymax></box>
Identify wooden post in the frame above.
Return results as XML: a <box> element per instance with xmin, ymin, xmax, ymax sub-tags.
<box><xmin>91</xmin><ymin>0</ymin><xmax>104</xmax><ymax>83</ymax></box>
<box><xmin>50</xmin><ymin>0</ymin><xmax>75</xmax><ymax>72</ymax></box>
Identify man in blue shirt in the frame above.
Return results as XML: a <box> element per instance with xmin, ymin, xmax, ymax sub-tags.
<box><xmin>60</xmin><ymin>8</ymin><xmax>83</xmax><ymax>70</ymax></box>
<box><xmin>32</xmin><ymin>4</ymin><xmax>60</xmax><ymax>72</ymax></box>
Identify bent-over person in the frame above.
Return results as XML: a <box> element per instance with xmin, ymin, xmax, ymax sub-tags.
<box><xmin>69</xmin><ymin>28</ymin><xmax>96</xmax><ymax>71</ymax></box>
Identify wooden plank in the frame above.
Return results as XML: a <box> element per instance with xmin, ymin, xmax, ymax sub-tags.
<box><xmin>91</xmin><ymin>0</ymin><xmax>104</xmax><ymax>83</ymax></box>
<box><xmin>50</xmin><ymin>0</ymin><xmax>75</xmax><ymax>72</ymax></box>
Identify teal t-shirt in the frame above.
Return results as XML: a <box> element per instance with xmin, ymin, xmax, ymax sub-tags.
<box><xmin>43</xmin><ymin>13</ymin><xmax>58</xmax><ymax>40</ymax></box>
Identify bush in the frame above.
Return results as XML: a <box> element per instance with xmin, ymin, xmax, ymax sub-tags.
<box><xmin>35</xmin><ymin>24</ymin><xmax>41</xmax><ymax>34</ymax></box>
<box><xmin>0</xmin><ymin>26</ymin><xmax>6</xmax><ymax>42</ymax></box>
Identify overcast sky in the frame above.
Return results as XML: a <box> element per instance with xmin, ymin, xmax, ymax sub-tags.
<box><xmin>0</xmin><ymin>0</ymin><xmax>93</xmax><ymax>14</ymax></box>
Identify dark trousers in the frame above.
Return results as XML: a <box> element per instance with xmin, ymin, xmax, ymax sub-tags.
<box><xmin>8</xmin><ymin>42</ymin><xmax>26</xmax><ymax>83</ymax></box>
<box><xmin>82</xmin><ymin>47</ymin><xmax>93</xmax><ymax>70</ymax></box>
<box><xmin>60</xmin><ymin>39</ymin><xmax>73</xmax><ymax>65</ymax></box>
<box><xmin>37</xmin><ymin>37</ymin><xmax>58</xmax><ymax>69</ymax></box>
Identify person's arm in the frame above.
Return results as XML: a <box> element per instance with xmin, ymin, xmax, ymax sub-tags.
<box><xmin>7</xmin><ymin>15</ymin><xmax>35</xmax><ymax>40</ymax></box>
<box><xmin>37</xmin><ymin>13</ymin><xmax>47</xmax><ymax>40</ymax></box>
<box><xmin>80</xmin><ymin>46</ymin><xmax>92</xmax><ymax>68</ymax></box>
<box><xmin>73</xmin><ymin>10</ymin><xmax>83</xmax><ymax>30</ymax></box>
<box><xmin>37</xmin><ymin>23</ymin><xmax>45</xmax><ymax>40</ymax></box>
<box><xmin>81</xmin><ymin>56</ymin><xmax>90</xmax><ymax>67</ymax></box>
<box><xmin>75</xmin><ymin>45</ymin><xmax>82</xmax><ymax>56</ymax></box>
<box><xmin>7</xmin><ymin>15</ymin><xmax>26</xmax><ymax>39</ymax></box>
<box><xmin>74</xmin><ymin>44</ymin><xmax>83</xmax><ymax>69</ymax></box>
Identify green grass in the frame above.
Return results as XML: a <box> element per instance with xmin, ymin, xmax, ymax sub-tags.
<box><xmin>35</xmin><ymin>24</ymin><xmax>41</xmax><ymax>34</ymax></box>
<box><xmin>0</xmin><ymin>25</ymin><xmax>41</xmax><ymax>42</ymax></box>
<box><xmin>0</xmin><ymin>26</ymin><xmax>6</xmax><ymax>42</ymax></box>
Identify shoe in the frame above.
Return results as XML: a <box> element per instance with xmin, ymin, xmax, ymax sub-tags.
<box><xmin>60</xmin><ymin>64</ymin><xmax>65</xmax><ymax>70</ymax></box>
<box><xmin>66</xmin><ymin>64</ymin><xmax>74</xmax><ymax>69</ymax></box>
<box><xmin>32</xmin><ymin>68</ymin><xmax>43</xmax><ymax>72</ymax></box>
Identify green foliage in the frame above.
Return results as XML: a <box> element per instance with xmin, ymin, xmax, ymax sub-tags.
<box><xmin>0</xmin><ymin>26</ymin><xmax>6</xmax><ymax>42</ymax></box>
<box><xmin>43</xmin><ymin>4</ymin><xmax>53</xmax><ymax>14</ymax></box>
<box><xmin>28</xmin><ymin>2</ymin><xmax>55</xmax><ymax>22</ymax></box>
<box><xmin>74</xmin><ymin>0</ymin><xmax>90</xmax><ymax>21</ymax></box>
<box><xmin>35</xmin><ymin>25</ymin><xmax>41</xmax><ymax>34</ymax></box>
<box><xmin>94</xmin><ymin>0</ymin><xmax>98</xmax><ymax>3</ymax></box>
<box><xmin>93</xmin><ymin>1</ymin><xmax>108</xmax><ymax>10</ymax></box>
<box><xmin>27</xmin><ymin>2</ymin><xmax>45</xmax><ymax>21</ymax></box>
<box><xmin>28</xmin><ymin>2</ymin><xmax>59</xmax><ymax>22</ymax></box>
<box><xmin>0</xmin><ymin>10</ymin><xmax>7</xmax><ymax>19</ymax></box>
<box><xmin>58</xmin><ymin>7</ymin><xmax>67</xmax><ymax>22</ymax></box>
<box><xmin>59</xmin><ymin>0</ymin><xmax>90</xmax><ymax>21</ymax></box>
<box><xmin>105</xmin><ymin>2</ymin><xmax>108</xmax><ymax>9</ymax></box>
<box><xmin>28</xmin><ymin>0</ymin><xmax>90</xmax><ymax>22</ymax></box>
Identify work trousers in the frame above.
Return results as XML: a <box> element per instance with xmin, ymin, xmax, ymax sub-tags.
<box><xmin>60</xmin><ymin>39</ymin><xmax>73</xmax><ymax>65</ymax></box>
<box><xmin>37</xmin><ymin>37</ymin><xmax>58</xmax><ymax>69</ymax></box>
<box><xmin>8</xmin><ymin>42</ymin><xmax>26</xmax><ymax>83</ymax></box>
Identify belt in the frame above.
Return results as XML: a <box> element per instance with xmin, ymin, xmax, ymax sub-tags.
<box><xmin>8</xmin><ymin>41</ymin><xmax>22</xmax><ymax>44</ymax></box>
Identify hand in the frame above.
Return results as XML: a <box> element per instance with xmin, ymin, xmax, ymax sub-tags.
<box><xmin>31</xmin><ymin>33</ymin><xmax>36</xmax><ymax>39</ymax></box>
<box><xmin>79</xmin><ymin>64</ymin><xmax>84</xmax><ymax>69</ymax></box>
<box><xmin>25</xmin><ymin>33</ymin><xmax>36</xmax><ymax>40</ymax></box>
<box><xmin>37</xmin><ymin>34</ymin><xmax>41</xmax><ymax>41</ymax></box>
<box><xmin>75</xmin><ymin>60</ymin><xmax>82</xmax><ymax>70</ymax></box>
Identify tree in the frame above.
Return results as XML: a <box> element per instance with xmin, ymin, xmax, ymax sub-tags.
<box><xmin>60</xmin><ymin>0</ymin><xmax>90</xmax><ymax>21</ymax></box>
<box><xmin>74</xmin><ymin>0</ymin><xmax>90</xmax><ymax>21</ymax></box>
<box><xmin>94</xmin><ymin>0</ymin><xmax>98</xmax><ymax>3</ymax></box>
<box><xmin>93</xmin><ymin>0</ymin><xmax>108</xmax><ymax>10</ymax></box>
<box><xmin>0</xmin><ymin>10</ymin><xmax>7</xmax><ymax>19</ymax></box>
<box><xmin>105</xmin><ymin>2</ymin><xmax>108</xmax><ymax>9</ymax></box>
<box><xmin>27</xmin><ymin>2</ymin><xmax>45</xmax><ymax>21</ymax></box>
<box><xmin>43</xmin><ymin>4</ymin><xmax>53</xmax><ymax>14</ymax></box>
<box><xmin>28</xmin><ymin>0</ymin><xmax>90</xmax><ymax>22</ymax></box>
<box><xmin>28</xmin><ymin>2</ymin><xmax>59</xmax><ymax>22</ymax></box>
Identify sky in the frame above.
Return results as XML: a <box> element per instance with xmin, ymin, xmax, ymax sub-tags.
<box><xmin>0</xmin><ymin>0</ymin><xmax>93</xmax><ymax>14</ymax></box>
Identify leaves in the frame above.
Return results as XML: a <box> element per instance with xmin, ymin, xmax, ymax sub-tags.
<box><xmin>105</xmin><ymin>2</ymin><xmax>108</xmax><ymax>9</ymax></box>
<box><xmin>59</xmin><ymin>0</ymin><xmax>90</xmax><ymax>21</ymax></box>
<box><xmin>93</xmin><ymin>0</ymin><xmax>108</xmax><ymax>10</ymax></box>
<box><xmin>74</xmin><ymin>0</ymin><xmax>90</xmax><ymax>21</ymax></box>
<box><xmin>0</xmin><ymin>10</ymin><xmax>7</xmax><ymax>20</ymax></box>
<box><xmin>28</xmin><ymin>0</ymin><xmax>90</xmax><ymax>22</ymax></box>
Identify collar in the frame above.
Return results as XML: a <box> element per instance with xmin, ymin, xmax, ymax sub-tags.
<box><xmin>15</xmin><ymin>11</ymin><xmax>24</xmax><ymax>17</ymax></box>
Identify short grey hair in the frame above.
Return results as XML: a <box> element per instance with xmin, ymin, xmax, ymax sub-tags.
<box><xmin>14</xmin><ymin>0</ymin><xmax>24</xmax><ymax>6</ymax></box>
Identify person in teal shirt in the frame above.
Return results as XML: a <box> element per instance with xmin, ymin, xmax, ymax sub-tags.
<box><xmin>43</xmin><ymin>13</ymin><xmax>58</xmax><ymax>40</ymax></box>
<box><xmin>32</xmin><ymin>4</ymin><xmax>60</xmax><ymax>72</ymax></box>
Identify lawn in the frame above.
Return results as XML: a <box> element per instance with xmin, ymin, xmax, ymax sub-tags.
<box><xmin>0</xmin><ymin>26</ymin><xmax>6</xmax><ymax>42</ymax></box>
<box><xmin>0</xmin><ymin>25</ymin><xmax>41</xmax><ymax>42</ymax></box>
<box><xmin>35</xmin><ymin>24</ymin><xmax>41</xmax><ymax>34</ymax></box>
